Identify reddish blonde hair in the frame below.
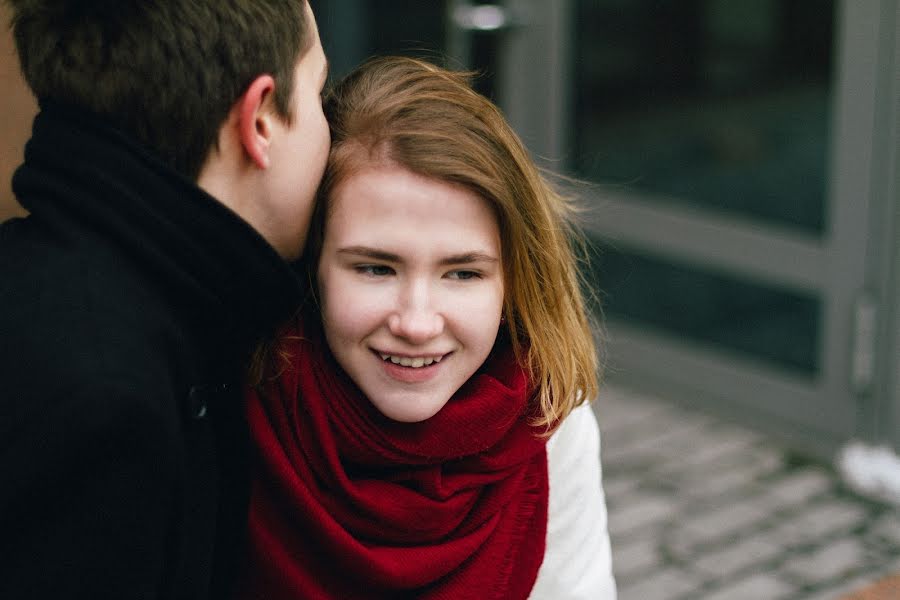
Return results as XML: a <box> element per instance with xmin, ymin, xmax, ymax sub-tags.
<box><xmin>306</xmin><ymin>56</ymin><xmax>599</xmax><ymax>430</ymax></box>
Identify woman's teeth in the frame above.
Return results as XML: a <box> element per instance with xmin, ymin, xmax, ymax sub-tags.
<box><xmin>380</xmin><ymin>354</ymin><xmax>444</xmax><ymax>368</ymax></box>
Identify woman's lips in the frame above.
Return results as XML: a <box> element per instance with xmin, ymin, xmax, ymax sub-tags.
<box><xmin>372</xmin><ymin>349</ymin><xmax>451</xmax><ymax>383</ymax></box>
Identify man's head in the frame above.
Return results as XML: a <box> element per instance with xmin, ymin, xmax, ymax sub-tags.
<box><xmin>8</xmin><ymin>0</ymin><xmax>331</xmax><ymax>259</ymax></box>
<box><xmin>7</xmin><ymin>0</ymin><xmax>310</xmax><ymax>179</ymax></box>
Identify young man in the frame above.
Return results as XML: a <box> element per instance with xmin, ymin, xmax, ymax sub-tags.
<box><xmin>0</xmin><ymin>1</ymin><xmax>329</xmax><ymax>597</ymax></box>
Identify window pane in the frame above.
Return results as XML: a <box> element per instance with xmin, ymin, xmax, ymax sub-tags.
<box><xmin>320</xmin><ymin>0</ymin><xmax>500</xmax><ymax>99</ymax></box>
<box><xmin>574</xmin><ymin>0</ymin><xmax>835</xmax><ymax>235</ymax></box>
<box><xmin>586</xmin><ymin>239</ymin><xmax>821</xmax><ymax>374</ymax></box>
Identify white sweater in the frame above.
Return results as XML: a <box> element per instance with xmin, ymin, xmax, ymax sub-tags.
<box><xmin>529</xmin><ymin>403</ymin><xmax>617</xmax><ymax>599</ymax></box>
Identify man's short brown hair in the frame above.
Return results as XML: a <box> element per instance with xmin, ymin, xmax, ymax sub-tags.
<box><xmin>6</xmin><ymin>0</ymin><xmax>310</xmax><ymax>178</ymax></box>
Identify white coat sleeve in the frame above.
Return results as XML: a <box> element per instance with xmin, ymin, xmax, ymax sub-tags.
<box><xmin>529</xmin><ymin>402</ymin><xmax>617</xmax><ymax>599</ymax></box>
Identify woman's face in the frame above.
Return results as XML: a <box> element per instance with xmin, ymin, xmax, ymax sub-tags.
<box><xmin>317</xmin><ymin>165</ymin><xmax>504</xmax><ymax>422</ymax></box>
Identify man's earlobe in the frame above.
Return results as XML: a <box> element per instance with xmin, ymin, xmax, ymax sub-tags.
<box><xmin>238</xmin><ymin>74</ymin><xmax>277</xmax><ymax>170</ymax></box>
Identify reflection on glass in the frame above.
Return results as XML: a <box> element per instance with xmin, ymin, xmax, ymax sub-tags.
<box><xmin>585</xmin><ymin>239</ymin><xmax>821</xmax><ymax>374</ymax></box>
<box><xmin>339</xmin><ymin>0</ymin><xmax>500</xmax><ymax>99</ymax></box>
<box><xmin>574</xmin><ymin>0</ymin><xmax>835</xmax><ymax>234</ymax></box>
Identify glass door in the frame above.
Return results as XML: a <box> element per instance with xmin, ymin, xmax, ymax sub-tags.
<box><xmin>318</xmin><ymin>0</ymin><xmax>897</xmax><ymax>457</ymax></box>
<box><xmin>480</xmin><ymin>0</ymin><xmax>896</xmax><ymax>457</ymax></box>
<box><xmin>318</xmin><ymin>0</ymin><xmax>502</xmax><ymax>98</ymax></box>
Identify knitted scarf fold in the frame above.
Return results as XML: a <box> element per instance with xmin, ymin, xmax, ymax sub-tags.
<box><xmin>239</xmin><ymin>319</ymin><xmax>549</xmax><ymax>599</ymax></box>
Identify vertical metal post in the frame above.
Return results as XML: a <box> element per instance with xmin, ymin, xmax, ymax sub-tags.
<box><xmin>318</xmin><ymin>0</ymin><xmax>368</xmax><ymax>79</ymax></box>
<box><xmin>496</xmin><ymin>0</ymin><xmax>572</xmax><ymax>168</ymax></box>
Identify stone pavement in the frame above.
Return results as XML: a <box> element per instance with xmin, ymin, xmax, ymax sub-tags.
<box><xmin>592</xmin><ymin>385</ymin><xmax>900</xmax><ymax>600</ymax></box>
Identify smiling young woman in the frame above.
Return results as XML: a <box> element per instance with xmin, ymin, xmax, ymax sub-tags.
<box><xmin>317</xmin><ymin>165</ymin><xmax>505</xmax><ymax>423</ymax></box>
<box><xmin>240</xmin><ymin>56</ymin><xmax>616</xmax><ymax>600</ymax></box>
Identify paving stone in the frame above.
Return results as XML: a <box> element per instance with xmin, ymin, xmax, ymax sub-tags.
<box><xmin>872</xmin><ymin>552</ymin><xmax>900</xmax><ymax>592</ymax></box>
<box><xmin>612</xmin><ymin>536</ymin><xmax>662</xmax><ymax>581</ymax></box>
<box><xmin>693</xmin><ymin>533</ymin><xmax>785</xmax><ymax>578</ymax></box>
<box><xmin>678</xmin><ymin>451</ymin><xmax>784</xmax><ymax>499</ymax></box>
<box><xmin>673</xmin><ymin>500</ymin><xmax>770</xmax><ymax>549</ymax></box>
<box><xmin>874</xmin><ymin>554</ymin><xmax>900</xmax><ymax>579</ymax></box>
<box><xmin>659</xmin><ymin>521</ymin><xmax>699</xmax><ymax>563</ymax></box>
<box><xmin>594</xmin><ymin>389</ymin><xmax>672</xmax><ymax>431</ymax></box>
<box><xmin>700</xmin><ymin>572</ymin><xmax>795</xmax><ymax>600</ymax></box>
<box><xmin>772</xmin><ymin>499</ymin><xmax>868</xmax><ymax>547</ymax></box>
<box><xmin>601</xmin><ymin>393</ymin><xmax>702</xmax><ymax>431</ymax></box>
<box><xmin>618</xmin><ymin>567</ymin><xmax>700</xmax><ymax>600</ymax></box>
<box><xmin>782</xmin><ymin>538</ymin><xmax>870</xmax><ymax>586</ymax></box>
<box><xmin>608</xmin><ymin>494</ymin><xmax>678</xmax><ymax>539</ymax></box>
<box><xmin>631</xmin><ymin>434</ymin><xmax>720</xmax><ymax>475</ymax></box>
<box><xmin>869</xmin><ymin>512</ymin><xmax>900</xmax><ymax>547</ymax></box>
<box><xmin>766</xmin><ymin>468</ymin><xmax>834</xmax><ymax>506</ymax></box>
<box><xmin>794</xmin><ymin>570</ymin><xmax>889</xmax><ymax>600</ymax></box>
<box><xmin>603</xmin><ymin>473</ymin><xmax>641</xmax><ymax>504</ymax></box>
<box><xmin>603</xmin><ymin>415</ymin><xmax>713</xmax><ymax>468</ymax></box>
<box><xmin>678</xmin><ymin>468</ymin><xmax>760</xmax><ymax>501</ymax></box>
<box><xmin>654</xmin><ymin>433</ymin><xmax>770</xmax><ymax>477</ymax></box>
<box><xmin>594</xmin><ymin>384</ymin><xmax>889</xmax><ymax>600</ymax></box>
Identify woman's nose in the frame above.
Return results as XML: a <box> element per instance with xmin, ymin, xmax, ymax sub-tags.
<box><xmin>387</xmin><ymin>282</ymin><xmax>444</xmax><ymax>343</ymax></box>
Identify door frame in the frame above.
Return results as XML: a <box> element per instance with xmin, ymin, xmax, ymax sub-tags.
<box><xmin>488</xmin><ymin>0</ymin><xmax>898</xmax><ymax>458</ymax></box>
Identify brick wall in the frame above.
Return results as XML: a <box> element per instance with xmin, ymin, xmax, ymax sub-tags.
<box><xmin>0</xmin><ymin>3</ymin><xmax>37</xmax><ymax>221</ymax></box>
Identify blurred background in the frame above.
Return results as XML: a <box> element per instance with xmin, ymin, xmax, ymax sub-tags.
<box><xmin>307</xmin><ymin>0</ymin><xmax>900</xmax><ymax>464</ymax></box>
<box><xmin>1</xmin><ymin>1</ymin><xmax>898</xmax><ymax>597</ymax></box>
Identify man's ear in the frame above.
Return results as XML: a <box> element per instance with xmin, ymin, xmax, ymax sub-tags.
<box><xmin>237</xmin><ymin>74</ymin><xmax>277</xmax><ymax>170</ymax></box>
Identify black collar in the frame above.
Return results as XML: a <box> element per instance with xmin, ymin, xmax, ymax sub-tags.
<box><xmin>13</xmin><ymin>102</ymin><xmax>305</xmax><ymax>359</ymax></box>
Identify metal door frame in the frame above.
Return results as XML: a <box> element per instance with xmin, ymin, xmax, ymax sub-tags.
<box><xmin>321</xmin><ymin>0</ymin><xmax>898</xmax><ymax>456</ymax></box>
<box><xmin>485</xmin><ymin>0</ymin><xmax>898</xmax><ymax>458</ymax></box>
<box><xmin>870</xmin><ymin>0</ymin><xmax>900</xmax><ymax>451</ymax></box>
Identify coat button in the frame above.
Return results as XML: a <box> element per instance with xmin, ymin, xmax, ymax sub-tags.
<box><xmin>187</xmin><ymin>386</ymin><xmax>209</xmax><ymax>420</ymax></box>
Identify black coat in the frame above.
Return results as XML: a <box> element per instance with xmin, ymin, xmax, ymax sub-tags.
<box><xmin>0</xmin><ymin>103</ymin><xmax>304</xmax><ymax>599</ymax></box>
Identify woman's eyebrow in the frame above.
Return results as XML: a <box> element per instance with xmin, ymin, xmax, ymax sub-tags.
<box><xmin>336</xmin><ymin>246</ymin><xmax>400</xmax><ymax>262</ymax></box>
<box><xmin>438</xmin><ymin>252</ymin><xmax>499</xmax><ymax>266</ymax></box>
<box><xmin>336</xmin><ymin>247</ymin><xmax>498</xmax><ymax>265</ymax></box>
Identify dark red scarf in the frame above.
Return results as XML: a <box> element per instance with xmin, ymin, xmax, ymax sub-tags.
<box><xmin>237</xmin><ymin>318</ymin><xmax>549</xmax><ymax>599</ymax></box>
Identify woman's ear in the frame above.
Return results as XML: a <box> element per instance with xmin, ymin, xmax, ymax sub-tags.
<box><xmin>237</xmin><ymin>74</ymin><xmax>277</xmax><ymax>170</ymax></box>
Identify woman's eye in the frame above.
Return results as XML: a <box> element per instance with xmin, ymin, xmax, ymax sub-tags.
<box><xmin>447</xmin><ymin>270</ymin><xmax>481</xmax><ymax>281</ymax></box>
<box><xmin>357</xmin><ymin>264</ymin><xmax>394</xmax><ymax>277</ymax></box>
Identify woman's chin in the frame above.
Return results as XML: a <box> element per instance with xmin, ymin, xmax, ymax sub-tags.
<box><xmin>370</xmin><ymin>395</ymin><xmax>450</xmax><ymax>423</ymax></box>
